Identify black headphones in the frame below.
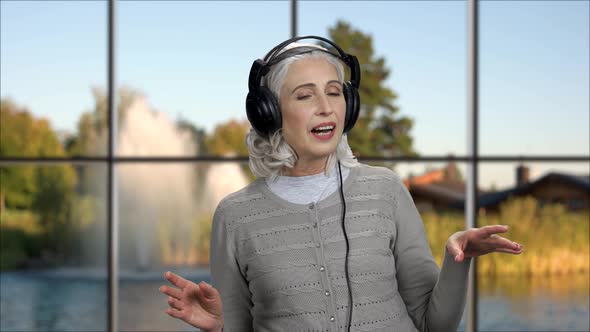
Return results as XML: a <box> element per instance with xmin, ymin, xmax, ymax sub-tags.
<box><xmin>246</xmin><ymin>35</ymin><xmax>361</xmax><ymax>137</ymax></box>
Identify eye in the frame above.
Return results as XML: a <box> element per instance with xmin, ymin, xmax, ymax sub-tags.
<box><xmin>297</xmin><ymin>94</ymin><xmax>311</xmax><ymax>100</ymax></box>
<box><xmin>327</xmin><ymin>85</ymin><xmax>342</xmax><ymax>97</ymax></box>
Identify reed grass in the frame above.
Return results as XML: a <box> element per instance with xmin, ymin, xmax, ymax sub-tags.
<box><xmin>423</xmin><ymin>196</ymin><xmax>589</xmax><ymax>276</ymax></box>
<box><xmin>2</xmin><ymin>196</ymin><xmax>587</xmax><ymax>276</ymax></box>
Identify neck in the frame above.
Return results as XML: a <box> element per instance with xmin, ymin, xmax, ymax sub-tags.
<box><xmin>282</xmin><ymin>156</ymin><xmax>329</xmax><ymax>177</ymax></box>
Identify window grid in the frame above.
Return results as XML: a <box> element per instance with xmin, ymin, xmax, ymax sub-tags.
<box><xmin>0</xmin><ymin>1</ymin><xmax>588</xmax><ymax>331</ymax></box>
<box><xmin>466</xmin><ymin>1</ymin><xmax>479</xmax><ymax>330</ymax></box>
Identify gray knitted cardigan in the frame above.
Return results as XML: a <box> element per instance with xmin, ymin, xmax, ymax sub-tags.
<box><xmin>210</xmin><ymin>164</ymin><xmax>471</xmax><ymax>332</ymax></box>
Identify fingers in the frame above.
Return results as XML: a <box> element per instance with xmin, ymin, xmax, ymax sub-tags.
<box><xmin>494</xmin><ymin>247</ymin><xmax>523</xmax><ymax>254</ymax></box>
<box><xmin>165</xmin><ymin>271</ymin><xmax>189</xmax><ymax>289</ymax></box>
<box><xmin>196</xmin><ymin>282</ymin><xmax>223</xmax><ymax>317</ymax></box>
<box><xmin>447</xmin><ymin>245</ymin><xmax>463</xmax><ymax>262</ymax></box>
<box><xmin>165</xmin><ymin>308</ymin><xmax>185</xmax><ymax>320</ymax></box>
<box><xmin>161</xmin><ymin>275</ymin><xmax>215</xmax><ymax>303</ymax></box>
<box><xmin>199</xmin><ymin>281</ymin><xmax>220</xmax><ymax>300</ymax></box>
<box><xmin>446</xmin><ymin>240</ymin><xmax>465</xmax><ymax>263</ymax></box>
<box><xmin>168</xmin><ymin>296</ymin><xmax>184</xmax><ymax>311</ymax></box>
<box><xmin>489</xmin><ymin>234</ymin><xmax>522</xmax><ymax>251</ymax></box>
<box><xmin>159</xmin><ymin>285</ymin><xmax>183</xmax><ymax>300</ymax></box>
<box><xmin>477</xmin><ymin>225</ymin><xmax>509</xmax><ymax>238</ymax></box>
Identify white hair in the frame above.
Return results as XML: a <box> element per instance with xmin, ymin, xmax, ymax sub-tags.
<box><xmin>246</xmin><ymin>42</ymin><xmax>359</xmax><ymax>181</ymax></box>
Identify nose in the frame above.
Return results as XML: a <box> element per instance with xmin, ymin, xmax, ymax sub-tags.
<box><xmin>315</xmin><ymin>94</ymin><xmax>334</xmax><ymax>116</ymax></box>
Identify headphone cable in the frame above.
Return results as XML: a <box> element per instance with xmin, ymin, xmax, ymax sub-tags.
<box><xmin>338</xmin><ymin>161</ymin><xmax>352</xmax><ymax>332</ymax></box>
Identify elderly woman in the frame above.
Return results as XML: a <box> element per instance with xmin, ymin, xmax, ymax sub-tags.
<box><xmin>159</xmin><ymin>36</ymin><xmax>523</xmax><ymax>332</ymax></box>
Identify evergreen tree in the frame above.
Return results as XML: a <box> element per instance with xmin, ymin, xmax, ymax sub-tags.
<box><xmin>328</xmin><ymin>21</ymin><xmax>417</xmax><ymax>158</ymax></box>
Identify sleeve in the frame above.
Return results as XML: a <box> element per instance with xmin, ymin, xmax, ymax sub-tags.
<box><xmin>392</xmin><ymin>182</ymin><xmax>472</xmax><ymax>332</ymax></box>
<box><xmin>209</xmin><ymin>204</ymin><xmax>254</xmax><ymax>332</ymax></box>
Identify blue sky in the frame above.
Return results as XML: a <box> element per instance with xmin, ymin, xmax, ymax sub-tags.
<box><xmin>1</xmin><ymin>0</ymin><xmax>589</xmax><ymax>188</ymax></box>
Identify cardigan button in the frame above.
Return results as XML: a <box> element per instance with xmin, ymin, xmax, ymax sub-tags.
<box><xmin>319</xmin><ymin>266</ymin><xmax>325</xmax><ymax>272</ymax></box>
<box><xmin>330</xmin><ymin>316</ymin><xmax>335</xmax><ymax>322</ymax></box>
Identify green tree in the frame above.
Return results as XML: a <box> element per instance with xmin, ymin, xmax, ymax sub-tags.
<box><xmin>1</xmin><ymin>100</ymin><xmax>39</xmax><ymax>209</ymax></box>
<box><xmin>0</xmin><ymin>99</ymin><xmax>75</xmax><ymax>210</ymax></box>
<box><xmin>32</xmin><ymin>165</ymin><xmax>76</xmax><ymax>255</ymax></box>
<box><xmin>0</xmin><ymin>99</ymin><xmax>77</xmax><ymax>261</ymax></box>
<box><xmin>328</xmin><ymin>20</ymin><xmax>417</xmax><ymax>158</ymax></box>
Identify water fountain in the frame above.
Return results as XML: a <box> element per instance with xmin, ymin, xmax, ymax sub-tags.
<box><xmin>118</xmin><ymin>96</ymin><xmax>248</xmax><ymax>270</ymax></box>
<box><xmin>114</xmin><ymin>95</ymin><xmax>249</xmax><ymax>271</ymax></box>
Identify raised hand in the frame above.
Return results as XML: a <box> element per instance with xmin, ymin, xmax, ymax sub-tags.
<box><xmin>446</xmin><ymin>225</ymin><xmax>524</xmax><ymax>263</ymax></box>
<box><xmin>159</xmin><ymin>271</ymin><xmax>224</xmax><ymax>332</ymax></box>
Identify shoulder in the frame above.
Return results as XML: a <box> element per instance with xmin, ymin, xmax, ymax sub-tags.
<box><xmin>212</xmin><ymin>180</ymin><xmax>265</xmax><ymax>234</ymax></box>
<box><xmin>353</xmin><ymin>163</ymin><xmax>405</xmax><ymax>187</ymax></box>
<box><xmin>216</xmin><ymin>178</ymin><xmax>265</xmax><ymax>214</ymax></box>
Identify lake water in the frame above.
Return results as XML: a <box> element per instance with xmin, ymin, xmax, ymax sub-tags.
<box><xmin>1</xmin><ymin>270</ymin><xmax>588</xmax><ymax>331</ymax></box>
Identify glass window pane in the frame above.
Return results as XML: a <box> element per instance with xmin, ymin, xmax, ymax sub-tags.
<box><xmin>114</xmin><ymin>160</ymin><xmax>474</xmax><ymax>329</ymax></box>
<box><xmin>477</xmin><ymin>162</ymin><xmax>589</xmax><ymax>331</ymax></box>
<box><xmin>116</xmin><ymin>162</ymin><xmax>253</xmax><ymax>330</ymax></box>
<box><xmin>117</xmin><ymin>2</ymin><xmax>289</xmax><ymax>157</ymax></box>
<box><xmin>0</xmin><ymin>1</ymin><xmax>108</xmax><ymax>157</ymax></box>
<box><xmin>0</xmin><ymin>164</ymin><xmax>108</xmax><ymax>331</ymax></box>
<box><xmin>367</xmin><ymin>161</ymin><xmax>469</xmax><ymax>329</ymax></box>
<box><xmin>480</xmin><ymin>1</ymin><xmax>590</xmax><ymax>156</ymax></box>
<box><xmin>300</xmin><ymin>1</ymin><xmax>467</xmax><ymax>157</ymax></box>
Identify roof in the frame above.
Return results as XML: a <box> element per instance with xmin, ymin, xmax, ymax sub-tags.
<box><xmin>410</xmin><ymin>183</ymin><xmax>465</xmax><ymax>202</ymax></box>
<box><xmin>478</xmin><ymin>172</ymin><xmax>590</xmax><ymax>208</ymax></box>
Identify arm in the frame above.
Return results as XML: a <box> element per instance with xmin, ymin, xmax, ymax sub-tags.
<box><xmin>210</xmin><ymin>205</ymin><xmax>254</xmax><ymax>332</ymax></box>
<box><xmin>392</xmin><ymin>183</ymin><xmax>471</xmax><ymax>332</ymax></box>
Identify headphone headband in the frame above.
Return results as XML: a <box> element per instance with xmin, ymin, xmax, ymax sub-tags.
<box><xmin>246</xmin><ymin>35</ymin><xmax>361</xmax><ymax>137</ymax></box>
<box><xmin>257</xmin><ymin>35</ymin><xmax>360</xmax><ymax>88</ymax></box>
<box><xmin>264</xmin><ymin>35</ymin><xmax>346</xmax><ymax>62</ymax></box>
<box><xmin>267</xmin><ymin>46</ymin><xmax>338</xmax><ymax>68</ymax></box>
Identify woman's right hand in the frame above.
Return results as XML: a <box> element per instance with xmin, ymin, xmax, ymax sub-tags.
<box><xmin>159</xmin><ymin>271</ymin><xmax>224</xmax><ymax>332</ymax></box>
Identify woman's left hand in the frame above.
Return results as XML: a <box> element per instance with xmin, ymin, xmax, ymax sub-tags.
<box><xmin>446</xmin><ymin>225</ymin><xmax>523</xmax><ymax>263</ymax></box>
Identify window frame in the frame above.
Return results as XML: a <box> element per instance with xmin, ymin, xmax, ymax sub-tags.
<box><xmin>0</xmin><ymin>1</ymin><xmax>588</xmax><ymax>331</ymax></box>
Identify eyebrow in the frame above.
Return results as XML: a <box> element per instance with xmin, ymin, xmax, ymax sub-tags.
<box><xmin>291</xmin><ymin>80</ymin><xmax>342</xmax><ymax>94</ymax></box>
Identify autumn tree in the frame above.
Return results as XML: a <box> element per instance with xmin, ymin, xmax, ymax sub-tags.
<box><xmin>205</xmin><ymin>119</ymin><xmax>250</xmax><ymax>157</ymax></box>
<box><xmin>204</xmin><ymin>119</ymin><xmax>254</xmax><ymax>181</ymax></box>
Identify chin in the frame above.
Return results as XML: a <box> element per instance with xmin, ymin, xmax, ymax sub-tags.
<box><xmin>311</xmin><ymin>147</ymin><xmax>338</xmax><ymax>159</ymax></box>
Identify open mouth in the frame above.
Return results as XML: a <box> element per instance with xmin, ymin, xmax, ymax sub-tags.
<box><xmin>310</xmin><ymin>122</ymin><xmax>336</xmax><ymax>140</ymax></box>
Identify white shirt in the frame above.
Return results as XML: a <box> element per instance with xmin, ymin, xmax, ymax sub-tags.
<box><xmin>265</xmin><ymin>164</ymin><xmax>350</xmax><ymax>204</ymax></box>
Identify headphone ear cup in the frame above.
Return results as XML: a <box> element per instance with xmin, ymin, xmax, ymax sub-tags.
<box><xmin>342</xmin><ymin>81</ymin><xmax>360</xmax><ymax>133</ymax></box>
<box><xmin>246</xmin><ymin>86</ymin><xmax>282</xmax><ymax>137</ymax></box>
<box><xmin>245</xmin><ymin>91</ymin><xmax>262</xmax><ymax>133</ymax></box>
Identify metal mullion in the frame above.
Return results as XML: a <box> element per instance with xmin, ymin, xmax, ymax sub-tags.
<box><xmin>466</xmin><ymin>0</ymin><xmax>479</xmax><ymax>331</ymax></box>
<box><xmin>291</xmin><ymin>0</ymin><xmax>297</xmax><ymax>38</ymax></box>
<box><xmin>107</xmin><ymin>0</ymin><xmax>118</xmax><ymax>331</ymax></box>
<box><xmin>356</xmin><ymin>156</ymin><xmax>590</xmax><ymax>163</ymax></box>
<box><xmin>1</xmin><ymin>155</ymin><xmax>588</xmax><ymax>166</ymax></box>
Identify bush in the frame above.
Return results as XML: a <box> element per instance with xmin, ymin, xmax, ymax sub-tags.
<box><xmin>0</xmin><ymin>210</ymin><xmax>44</xmax><ymax>270</ymax></box>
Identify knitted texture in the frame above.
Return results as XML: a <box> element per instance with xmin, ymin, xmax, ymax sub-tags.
<box><xmin>210</xmin><ymin>164</ymin><xmax>471</xmax><ymax>332</ymax></box>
